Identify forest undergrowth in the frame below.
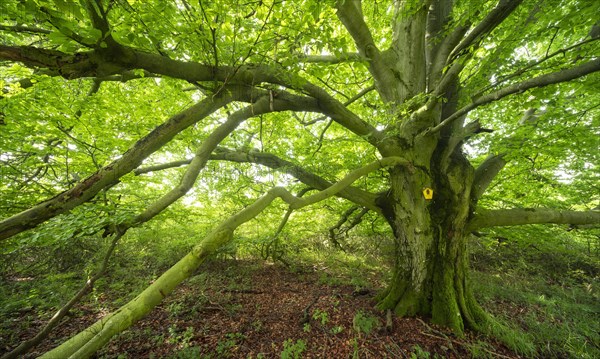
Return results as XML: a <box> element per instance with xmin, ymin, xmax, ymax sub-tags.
<box><xmin>1</xmin><ymin>227</ymin><xmax>598</xmax><ymax>358</ymax></box>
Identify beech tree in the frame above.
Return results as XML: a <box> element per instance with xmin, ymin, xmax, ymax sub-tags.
<box><xmin>1</xmin><ymin>0</ymin><xmax>599</xmax><ymax>357</ymax></box>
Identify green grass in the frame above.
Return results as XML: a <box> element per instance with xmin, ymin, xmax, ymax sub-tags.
<box><xmin>471</xmin><ymin>235</ymin><xmax>600</xmax><ymax>358</ymax></box>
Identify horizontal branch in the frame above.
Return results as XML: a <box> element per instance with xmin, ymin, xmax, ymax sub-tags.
<box><xmin>290</xmin><ymin>157</ymin><xmax>409</xmax><ymax>209</ymax></box>
<box><xmin>430</xmin><ymin>58</ymin><xmax>600</xmax><ymax>133</ymax></box>
<box><xmin>469</xmin><ymin>208</ymin><xmax>600</xmax><ymax>230</ymax></box>
<box><xmin>0</xmin><ymin>43</ymin><xmax>383</xmax><ymax>146</ymax></box>
<box><xmin>134</xmin><ymin>160</ymin><xmax>191</xmax><ymax>174</ymax></box>
<box><xmin>210</xmin><ymin>148</ymin><xmax>381</xmax><ymax>211</ymax></box>
<box><xmin>0</xmin><ymin>24</ymin><xmax>52</xmax><ymax>34</ymax></box>
<box><xmin>136</xmin><ymin>145</ymin><xmax>390</xmax><ymax>212</ymax></box>
<box><xmin>299</xmin><ymin>53</ymin><xmax>364</xmax><ymax>64</ymax></box>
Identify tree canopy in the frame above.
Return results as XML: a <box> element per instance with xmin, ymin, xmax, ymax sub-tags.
<box><xmin>1</xmin><ymin>0</ymin><xmax>599</xmax><ymax>357</ymax></box>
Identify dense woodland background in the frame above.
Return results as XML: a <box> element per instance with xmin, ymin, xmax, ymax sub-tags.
<box><xmin>0</xmin><ymin>0</ymin><xmax>599</xmax><ymax>357</ymax></box>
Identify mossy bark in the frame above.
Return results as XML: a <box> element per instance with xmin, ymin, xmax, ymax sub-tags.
<box><xmin>376</xmin><ymin>147</ymin><xmax>489</xmax><ymax>335</ymax></box>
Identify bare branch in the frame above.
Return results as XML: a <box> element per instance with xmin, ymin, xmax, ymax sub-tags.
<box><xmin>298</xmin><ymin>53</ymin><xmax>364</xmax><ymax>64</ymax></box>
<box><xmin>0</xmin><ymin>24</ymin><xmax>51</xmax><ymax>34</ymax></box>
<box><xmin>469</xmin><ymin>208</ymin><xmax>600</xmax><ymax>230</ymax></box>
<box><xmin>471</xmin><ymin>154</ymin><xmax>507</xmax><ymax>202</ymax></box>
<box><xmin>429</xmin><ymin>58</ymin><xmax>600</xmax><ymax>133</ymax></box>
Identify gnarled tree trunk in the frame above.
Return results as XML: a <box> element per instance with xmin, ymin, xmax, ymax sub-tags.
<box><xmin>375</xmin><ymin>112</ymin><xmax>487</xmax><ymax>334</ymax></box>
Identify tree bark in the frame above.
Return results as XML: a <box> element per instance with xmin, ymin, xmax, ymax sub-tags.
<box><xmin>375</xmin><ymin>129</ymin><xmax>491</xmax><ymax>334</ymax></box>
<box><xmin>469</xmin><ymin>208</ymin><xmax>600</xmax><ymax>229</ymax></box>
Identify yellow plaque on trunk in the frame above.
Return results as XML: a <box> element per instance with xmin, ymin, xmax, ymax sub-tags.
<box><xmin>422</xmin><ymin>188</ymin><xmax>433</xmax><ymax>200</ymax></box>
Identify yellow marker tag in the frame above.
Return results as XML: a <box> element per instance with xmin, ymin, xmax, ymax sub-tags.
<box><xmin>423</xmin><ymin>188</ymin><xmax>433</xmax><ymax>200</ymax></box>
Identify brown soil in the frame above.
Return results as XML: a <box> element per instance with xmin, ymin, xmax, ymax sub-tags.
<box><xmin>1</xmin><ymin>260</ymin><xmax>520</xmax><ymax>358</ymax></box>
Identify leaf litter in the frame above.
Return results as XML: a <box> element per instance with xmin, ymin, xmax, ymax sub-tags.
<box><xmin>1</xmin><ymin>260</ymin><xmax>520</xmax><ymax>358</ymax></box>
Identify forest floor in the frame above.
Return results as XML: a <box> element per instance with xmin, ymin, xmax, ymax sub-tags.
<box><xmin>1</xmin><ymin>259</ymin><xmax>521</xmax><ymax>359</ymax></box>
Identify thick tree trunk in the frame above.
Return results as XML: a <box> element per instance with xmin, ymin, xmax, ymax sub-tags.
<box><xmin>376</xmin><ymin>147</ymin><xmax>488</xmax><ymax>335</ymax></box>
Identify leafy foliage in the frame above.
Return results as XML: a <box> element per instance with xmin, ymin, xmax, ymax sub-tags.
<box><xmin>0</xmin><ymin>0</ymin><xmax>599</xmax><ymax>357</ymax></box>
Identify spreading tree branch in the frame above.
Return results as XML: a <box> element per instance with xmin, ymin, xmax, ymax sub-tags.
<box><xmin>335</xmin><ymin>0</ymin><xmax>397</xmax><ymax>101</ymax></box>
<box><xmin>469</xmin><ymin>208</ymin><xmax>600</xmax><ymax>230</ymax></box>
<box><xmin>209</xmin><ymin>148</ymin><xmax>381</xmax><ymax>211</ymax></box>
<box><xmin>130</xmin><ymin>92</ymin><xmax>317</xmax><ymax>225</ymax></box>
<box><xmin>0</xmin><ymin>43</ymin><xmax>383</xmax><ymax>146</ymax></box>
<box><xmin>301</xmin><ymin>84</ymin><xmax>375</xmax><ymax>126</ymax></box>
<box><xmin>448</xmin><ymin>0</ymin><xmax>524</xmax><ymax>61</ymax></box>
<box><xmin>430</xmin><ymin>58</ymin><xmax>600</xmax><ymax>133</ymax></box>
<box><xmin>136</xmin><ymin>146</ymin><xmax>379</xmax><ymax>211</ymax></box>
<box><xmin>4</xmin><ymin>91</ymin><xmax>321</xmax><ymax>352</ymax></box>
<box><xmin>471</xmin><ymin>37</ymin><xmax>600</xmax><ymax>98</ymax></box>
<box><xmin>0</xmin><ymin>93</ymin><xmax>234</xmax><ymax>241</ymax></box>
<box><xmin>0</xmin><ymin>24</ymin><xmax>51</xmax><ymax>34</ymax></box>
<box><xmin>298</xmin><ymin>53</ymin><xmax>364</xmax><ymax>64</ymax></box>
<box><xmin>471</xmin><ymin>154</ymin><xmax>507</xmax><ymax>202</ymax></box>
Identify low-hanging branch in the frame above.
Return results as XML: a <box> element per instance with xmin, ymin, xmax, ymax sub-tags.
<box><xmin>468</xmin><ymin>208</ymin><xmax>600</xmax><ymax>230</ymax></box>
<box><xmin>5</xmin><ymin>93</ymin><xmax>317</xmax><ymax>355</ymax></box>
<box><xmin>209</xmin><ymin>148</ymin><xmax>381</xmax><ymax>211</ymax></box>
<box><xmin>0</xmin><ymin>85</ymin><xmax>325</xmax><ymax>241</ymax></box>
<box><xmin>39</xmin><ymin>156</ymin><xmax>408</xmax><ymax>358</ymax></box>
